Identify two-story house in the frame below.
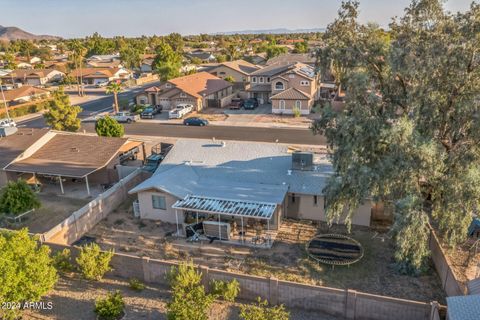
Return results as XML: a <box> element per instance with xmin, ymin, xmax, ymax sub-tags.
<box><xmin>247</xmin><ymin>62</ymin><xmax>320</xmax><ymax>114</ymax></box>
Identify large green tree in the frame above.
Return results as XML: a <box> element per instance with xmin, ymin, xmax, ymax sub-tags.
<box><xmin>0</xmin><ymin>229</ymin><xmax>57</xmax><ymax>320</ymax></box>
<box><xmin>312</xmin><ymin>0</ymin><xmax>480</xmax><ymax>273</ymax></box>
<box><xmin>153</xmin><ymin>42</ymin><xmax>182</xmax><ymax>81</ymax></box>
<box><xmin>0</xmin><ymin>180</ymin><xmax>40</xmax><ymax>216</ymax></box>
<box><xmin>44</xmin><ymin>87</ymin><xmax>83</xmax><ymax>132</ymax></box>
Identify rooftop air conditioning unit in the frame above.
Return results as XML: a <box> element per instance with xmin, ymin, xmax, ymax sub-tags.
<box><xmin>292</xmin><ymin>151</ymin><xmax>314</xmax><ymax>171</ymax></box>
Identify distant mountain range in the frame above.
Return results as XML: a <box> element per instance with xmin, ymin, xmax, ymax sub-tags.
<box><xmin>215</xmin><ymin>28</ymin><xmax>326</xmax><ymax>35</ymax></box>
<box><xmin>0</xmin><ymin>25</ymin><xmax>60</xmax><ymax>41</ymax></box>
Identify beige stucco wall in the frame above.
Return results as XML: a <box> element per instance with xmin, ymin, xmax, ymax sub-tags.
<box><xmin>271</xmin><ymin>98</ymin><xmax>312</xmax><ymax>115</ymax></box>
<box><xmin>137</xmin><ymin>189</ymin><xmax>180</xmax><ymax>223</ymax></box>
<box><xmin>209</xmin><ymin>66</ymin><xmax>247</xmax><ymax>83</ymax></box>
<box><xmin>287</xmin><ymin>194</ymin><xmax>372</xmax><ymax>227</ymax></box>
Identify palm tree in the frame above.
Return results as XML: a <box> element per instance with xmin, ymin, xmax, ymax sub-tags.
<box><xmin>68</xmin><ymin>40</ymin><xmax>87</xmax><ymax>96</ymax></box>
<box><xmin>106</xmin><ymin>82</ymin><xmax>123</xmax><ymax>113</ymax></box>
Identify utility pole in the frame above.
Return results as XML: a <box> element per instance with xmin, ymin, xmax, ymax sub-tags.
<box><xmin>0</xmin><ymin>80</ymin><xmax>10</xmax><ymax>119</ymax></box>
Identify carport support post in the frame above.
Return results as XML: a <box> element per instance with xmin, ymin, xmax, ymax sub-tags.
<box><xmin>58</xmin><ymin>176</ymin><xmax>64</xmax><ymax>194</ymax></box>
<box><xmin>218</xmin><ymin>214</ymin><xmax>221</xmax><ymax>240</ymax></box>
<box><xmin>241</xmin><ymin>217</ymin><xmax>244</xmax><ymax>243</ymax></box>
<box><xmin>175</xmin><ymin>209</ymin><xmax>180</xmax><ymax>237</ymax></box>
<box><xmin>85</xmin><ymin>175</ymin><xmax>91</xmax><ymax>196</ymax></box>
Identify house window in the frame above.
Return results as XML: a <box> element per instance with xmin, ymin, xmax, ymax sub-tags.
<box><xmin>301</xmin><ymin>80</ymin><xmax>310</xmax><ymax>86</ymax></box>
<box><xmin>295</xmin><ymin>100</ymin><xmax>302</xmax><ymax>109</ymax></box>
<box><xmin>267</xmin><ymin>77</ymin><xmax>270</xmax><ymax>83</ymax></box>
<box><xmin>314</xmin><ymin>195</ymin><xmax>318</xmax><ymax>206</ymax></box>
<box><xmin>252</xmin><ymin>77</ymin><xmax>257</xmax><ymax>83</ymax></box>
<box><xmin>166</xmin><ymin>83</ymin><xmax>172</xmax><ymax>88</ymax></box>
<box><xmin>279</xmin><ymin>100</ymin><xmax>285</xmax><ymax>109</ymax></box>
<box><xmin>259</xmin><ymin>77</ymin><xmax>264</xmax><ymax>83</ymax></box>
<box><xmin>275</xmin><ymin>82</ymin><xmax>284</xmax><ymax>90</ymax></box>
<box><xmin>152</xmin><ymin>195</ymin><xmax>166</xmax><ymax>210</ymax></box>
<box><xmin>180</xmin><ymin>92</ymin><xmax>187</xmax><ymax>98</ymax></box>
<box><xmin>219</xmin><ymin>71</ymin><xmax>226</xmax><ymax>75</ymax></box>
<box><xmin>289</xmin><ymin>74</ymin><xmax>295</xmax><ymax>78</ymax></box>
<box><xmin>291</xmin><ymin>193</ymin><xmax>296</xmax><ymax>203</ymax></box>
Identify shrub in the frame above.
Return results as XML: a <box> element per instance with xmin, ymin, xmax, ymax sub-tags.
<box><xmin>128</xmin><ymin>278</ymin><xmax>145</xmax><ymax>291</ymax></box>
<box><xmin>76</xmin><ymin>243</ymin><xmax>114</xmax><ymax>280</ymax></box>
<box><xmin>94</xmin><ymin>290</ymin><xmax>125</xmax><ymax>320</ymax></box>
<box><xmin>166</xmin><ymin>261</ymin><xmax>215</xmax><ymax>320</ymax></box>
<box><xmin>95</xmin><ymin>116</ymin><xmax>125</xmax><ymax>137</ymax></box>
<box><xmin>292</xmin><ymin>107</ymin><xmax>301</xmax><ymax>118</ymax></box>
<box><xmin>0</xmin><ymin>229</ymin><xmax>58</xmax><ymax>320</ymax></box>
<box><xmin>210</xmin><ymin>279</ymin><xmax>240</xmax><ymax>302</ymax></box>
<box><xmin>0</xmin><ymin>180</ymin><xmax>41</xmax><ymax>216</ymax></box>
<box><xmin>53</xmin><ymin>248</ymin><xmax>74</xmax><ymax>272</ymax></box>
<box><xmin>239</xmin><ymin>297</ymin><xmax>290</xmax><ymax>320</ymax></box>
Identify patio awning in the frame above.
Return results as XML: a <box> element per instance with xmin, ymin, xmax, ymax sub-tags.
<box><xmin>172</xmin><ymin>195</ymin><xmax>277</xmax><ymax>219</ymax></box>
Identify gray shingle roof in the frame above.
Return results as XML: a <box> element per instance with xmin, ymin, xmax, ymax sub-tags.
<box><xmin>130</xmin><ymin>139</ymin><xmax>332</xmax><ymax>200</ymax></box>
<box><xmin>447</xmin><ymin>295</ymin><xmax>480</xmax><ymax>320</ymax></box>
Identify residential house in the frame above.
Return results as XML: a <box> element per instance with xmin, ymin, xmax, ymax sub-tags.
<box><xmin>185</xmin><ymin>49</ymin><xmax>216</xmax><ymax>63</ymax></box>
<box><xmin>86</xmin><ymin>60</ymin><xmax>123</xmax><ymax>68</ymax></box>
<box><xmin>69</xmin><ymin>67</ymin><xmax>132</xmax><ymax>85</ymax></box>
<box><xmin>247</xmin><ymin>62</ymin><xmax>320</xmax><ymax>114</ymax></box>
<box><xmin>129</xmin><ymin>139</ymin><xmax>372</xmax><ymax>247</ymax></box>
<box><xmin>207</xmin><ymin>59</ymin><xmax>260</xmax><ymax>91</ymax></box>
<box><xmin>266</xmin><ymin>53</ymin><xmax>316</xmax><ymax>67</ymax></box>
<box><xmin>86</xmin><ymin>54</ymin><xmax>121</xmax><ymax>63</ymax></box>
<box><xmin>0</xmin><ymin>85</ymin><xmax>51</xmax><ymax>105</ymax></box>
<box><xmin>140</xmin><ymin>58</ymin><xmax>154</xmax><ymax>73</ymax></box>
<box><xmin>0</xmin><ymin>69</ymin><xmax>65</xmax><ymax>86</ymax></box>
<box><xmin>136</xmin><ymin>72</ymin><xmax>233</xmax><ymax>110</ymax></box>
<box><xmin>0</xmin><ymin>128</ymin><xmax>144</xmax><ymax>195</ymax></box>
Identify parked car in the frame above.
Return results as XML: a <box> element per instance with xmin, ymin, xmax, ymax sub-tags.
<box><xmin>110</xmin><ymin>112</ymin><xmax>139</xmax><ymax>123</ymax></box>
<box><xmin>168</xmin><ymin>104</ymin><xmax>194</xmax><ymax>119</ymax></box>
<box><xmin>0</xmin><ymin>118</ymin><xmax>16</xmax><ymax>127</ymax></box>
<box><xmin>140</xmin><ymin>105</ymin><xmax>162</xmax><ymax>119</ymax></box>
<box><xmin>229</xmin><ymin>98</ymin><xmax>244</xmax><ymax>110</ymax></box>
<box><xmin>183</xmin><ymin>117</ymin><xmax>209</xmax><ymax>126</ymax></box>
<box><xmin>95</xmin><ymin>81</ymin><xmax>109</xmax><ymax>88</ymax></box>
<box><xmin>243</xmin><ymin>98</ymin><xmax>259</xmax><ymax>110</ymax></box>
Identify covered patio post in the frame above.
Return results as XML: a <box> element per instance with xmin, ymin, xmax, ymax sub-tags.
<box><xmin>241</xmin><ymin>216</ymin><xmax>244</xmax><ymax>243</ymax></box>
<box><xmin>218</xmin><ymin>214</ymin><xmax>221</xmax><ymax>240</ymax></box>
<box><xmin>175</xmin><ymin>209</ymin><xmax>180</xmax><ymax>236</ymax></box>
<box><xmin>196</xmin><ymin>212</ymin><xmax>199</xmax><ymax>224</ymax></box>
<box><xmin>58</xmin><ymin>175</ymin><xmax>64</xmax><ymax>194</ymax></box>
<box><xmin>85</xmin><ymin>175</ymin><xmax>91</xmax><ymax>196</ymax></box>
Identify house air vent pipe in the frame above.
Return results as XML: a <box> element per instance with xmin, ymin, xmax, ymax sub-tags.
<box><xmin>221</xmin><ymin>141</ymin><xmax>226</xmax><ymax>147</ymax></box>
<box><xmin>287</xmin><ymin>170</ymin><xmax>292</xmax><ymax>175</ymax></box>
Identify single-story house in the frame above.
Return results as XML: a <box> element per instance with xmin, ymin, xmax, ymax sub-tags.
<box><xmin>185</xmin><ymin>50</ymin><xmax>216</xmax><ymax>63</ymax></box>
<box><xmin>136</xmin><ymin>72</ymin><xmax>233</xmax><ymax>110</ymax></box>
<box><xmin>86</xmin><ymin>54</ymin><xmax>121</xmax><ymax>63</ymax></box>
<box><xmin>86</xmin><ymin>60</ymin><xmax>123</xmax><ymax>68</ymax></box>
<box><xmin>0</xmin><ymin>128</ymin><xmax>144</xmax><ymax>195</ymax></box>
<box><xmin>69</xmin><ymin>67</ymin><xmax>132</xmax><ymax>85</ymax></box>
<box><xmin>1</xmin><ymin>69</ymin><xmax>65</xmax><ymax>86</ymax></box>
<box><xmin>0</xmin><ymin>85</ymin><xmax>51</xmax><ymax>105</ymax></box>
<box><xmin>129</xmin><ymin>139</ymin><xmax>372</xmax><ymax>247</ymax></box>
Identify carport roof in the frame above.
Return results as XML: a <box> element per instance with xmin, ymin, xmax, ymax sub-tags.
<box><xmin>0</xmin><ymin>128</ymin><xmax>50</xmax><ymax>169</ymax></box>
<box><xmin>5</xmin><ymin>133</ymin><xmax>128</xmax><ymax>178</ymax></box>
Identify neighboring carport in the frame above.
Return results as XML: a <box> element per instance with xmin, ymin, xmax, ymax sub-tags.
<box><xmin>4</xmin><ymin>133</ymin><xmax>129</xmax><ymax>196</ymax></box>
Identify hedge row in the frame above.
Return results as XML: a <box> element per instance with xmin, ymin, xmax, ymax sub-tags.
<box><xmin>0</xmin><ymin>99</ymin><xmax>54</xmax><ymax>118</ymax></box>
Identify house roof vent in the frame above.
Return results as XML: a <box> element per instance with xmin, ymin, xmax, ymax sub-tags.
<box><xmin>292</xmin><ymin>151</ymin><xmax>314</xmax><ymax>171</ymax></box>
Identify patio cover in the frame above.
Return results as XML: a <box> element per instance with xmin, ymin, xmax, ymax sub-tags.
<box><xmin>172</xmin><ymin>195</ymin><xmax>278</xmax><ymax>219</ymax></box>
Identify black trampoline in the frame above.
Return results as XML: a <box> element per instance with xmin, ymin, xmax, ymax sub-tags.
<box><xmin>306</xmin><ymin>234</ymin><xmax>364</xmax><ymax>266</ymax></box>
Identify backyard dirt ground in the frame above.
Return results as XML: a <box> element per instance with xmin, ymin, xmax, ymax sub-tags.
<box><xmin>87</xmin><ymin>197</ymin><xmax>446</xmax><ymax>304</ymax></box>
<box><xmin>24</xmin><ymin>274</ymin><xmax>340</xmax><ymax>320</ymax></box>
<box><xmin>2</xmin><ymin>193</ymin><xmax>89</xmax><ymax>234</ymax></box>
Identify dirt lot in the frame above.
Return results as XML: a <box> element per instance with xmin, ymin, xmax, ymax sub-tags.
<box><xmin>2</xmin><ymin>193</ymin><xmax>89</xmax><ymax>234</ymax></box>
<box><xmin>87</xmin><ymin>199</ymin><xmax>445</xmax><ymax>304</ymax></box>
<box><xmin>25</xmin><ymin>274</ymin><xmax>340</xmax><ymax>320</ymax></box>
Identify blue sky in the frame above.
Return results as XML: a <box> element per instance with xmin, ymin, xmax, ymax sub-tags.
<box><xmin>0</xmin><ymin>0</ymin><xmax>474</xmax><ymax>38</ymax></box>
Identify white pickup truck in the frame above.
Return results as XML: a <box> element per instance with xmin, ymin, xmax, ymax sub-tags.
<box><xmin>109</xmin><ymin>112</ymin><xmax>139</xmax><ymax>123</ymax></box>
<box><xmin>168</xmin><ymin>104</ymin><xmax>194</xmax><ymax>119</ymax></box>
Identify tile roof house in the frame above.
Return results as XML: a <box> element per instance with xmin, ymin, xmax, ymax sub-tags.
<box><xmin>0</xmin><ymin>85</ymin><xmax>51</xmax><ymax>105</ymax></box>
<box><xmin>247</xmin><ymin>62</ymin><xmax>320</xmax><ymax>114</ymax></box>
<box><xmin>136</xmin><ymin>72</ymin><xmax>233</xmax><ymax>110</ymax></box>
<box><xmin>266</xmin><ymin>53</ymin><xmax>316</xmax><ymax>67</ymax></box>
<box><xmin>69</xmin><ymin>67</ymin><xmax>132</xmax><ymax>85</ymax></box>
<box><xmin>129</xmin><ymin>139</ymin><xmax>372</xmax><ymax>246</ymax></box>
<box><xmin>1</xmin><ymin>69</ymin><xmax>65</xmax><ymax>86</ymax></box>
